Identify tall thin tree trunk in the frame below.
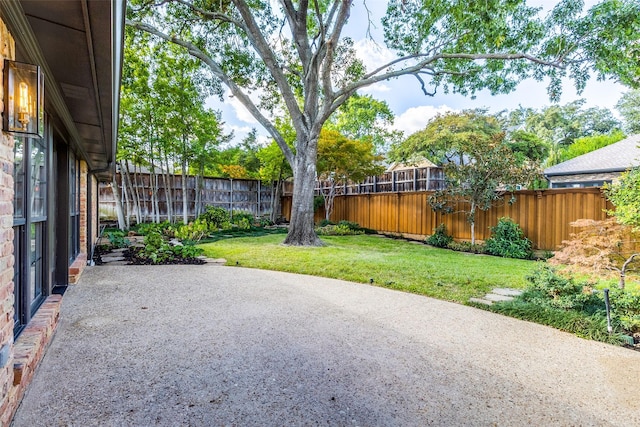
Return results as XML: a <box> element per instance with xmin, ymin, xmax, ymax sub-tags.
<box><xmin>127</xmin><ymin>162</ymin><xmax>142</xmax><ymax>224</ymax></box>
<box><xmin>121</xmin><ymin>171</ymin><xmax>131</xmax><ymax>229</ymax></box>
<box><xmin>182</xmin><ymin>155</ymin><xmax>189</xmax><ymax>224</ymax></box>
<box><xmin>161</xmin><ymin>154</ymin><xmax>173</xmax><ymax>223</ymax></box>
<box><xmin>112</xmin><ymin>174</ymin><xmax>126</xmax><ymax>231</ymax></box>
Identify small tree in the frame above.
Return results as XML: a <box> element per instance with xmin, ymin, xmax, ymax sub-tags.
<box><xmin>550</xmin><ymin>218</ymin><xmax>640</xmax><ymax>289</ymax></box>
<box><xmin>317</xmin><ymin>130</ymin><xmax>384</xmax><ymax>221</ymax></box>
<box><xmin>391</xmin><ymin>110</ymin><xmax>539</xmax><ymax>244</ymax></box>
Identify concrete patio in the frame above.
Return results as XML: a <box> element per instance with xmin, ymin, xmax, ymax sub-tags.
<box><xmin>11</xmin><ymin>263</ymin><xmax>640</xmax><ymax>426</ymax></box>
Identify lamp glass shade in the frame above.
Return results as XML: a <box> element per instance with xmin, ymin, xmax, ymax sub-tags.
<box><xmin>3</xmin><ymin>59</ymin><xmax>44</xmax><ymax>138</ymax></box>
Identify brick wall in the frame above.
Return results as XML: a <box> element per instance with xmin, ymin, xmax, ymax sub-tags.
<box><xmin>0</xmin><ymin>18</ymin><xmax>16</xmax><ymax>422</ymax></box>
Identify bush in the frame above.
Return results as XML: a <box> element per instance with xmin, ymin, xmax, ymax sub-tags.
<box><xmin>198</xmin><ymin>206</ymin><xmax>230</xmax><ymax>229</ymax></box>
<box><xmin>485</xmin><ymin>217</ymin><xmax>533</xmax><ymax>259</ymax></box>
<box><xmin>522</xmin><ymin>265</ymin><xmax>602</xmax><ymax>312</ymax></box>
<box><xmin>608</xmin><ymin>287</ymin><xmax>640</xmax><ymax>333</ymax></box>
<box><xmin>231</xmin><ymin>211</ymin><xmax>254</xmax><ymax>226</ymax></box>
<box><xmin>171</xmin><ymin>241</ymin><xmax>203</xmax><ymax>259</ymax></box>
<box><xmin>106</xmin><ymin>231</ymin><xmax>130</xmax><ymax>249</ymax></box>
<box><xmin>316</xmin><ymin>221</ymin><xmax>365</xmax><ymax>236</ymax></box>
<box><xmin>446</xmin><ymin>241</ymin><xmax>487</xmax><ymax>254</ymax></box>
<box><xmin>175</xmin><ymin>219</ymin><xmax>209</xmax><ymax>242</ymax></box>
<box><xmin>425</xmin><ymin>224</ymin><xmax>453</xmax><ymax>248</ymax></box>
<box><xmin>137</xmin><ymin>221</ymin><xmax>176</xmax><ymax>237</ymax></box>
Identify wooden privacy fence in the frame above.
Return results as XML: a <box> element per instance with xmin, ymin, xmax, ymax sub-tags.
<box><xmin>282</xmin><ymin>166</ymin><xmax>446</xmax><ymax>195</ymax></box>
<box><xmin>99</xmin><ymin>173</ymin><xmax>275</xmax><ymax>222</ymax></box>
<box><xmin>282</xmin><ymin>187</ymin><xmax>614</xmax><ymax>250</ymax></box>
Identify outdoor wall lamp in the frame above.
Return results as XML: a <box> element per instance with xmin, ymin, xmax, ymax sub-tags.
<box><xmin>3</xmin><ymin>59</ymin><xmax>44</xmax><ymax>138</ymax></box>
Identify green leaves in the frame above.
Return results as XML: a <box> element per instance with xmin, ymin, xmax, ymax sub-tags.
<box><xmin>605</xmin><ymin>167</ymin><xmax>640</xmax><ymax>231</ymax></box>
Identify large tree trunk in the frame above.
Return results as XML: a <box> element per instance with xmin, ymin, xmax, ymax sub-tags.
<box><xmin>283</xmin><ymin>151</ymin><xmax>322</xmax><ymax>246</ymax></box>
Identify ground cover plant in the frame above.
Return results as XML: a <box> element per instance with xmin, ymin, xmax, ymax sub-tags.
<box><xmin>486</xmin><ymin>265</ymin><xmax>640</xmax><ymax>347</ymax></box>
<box><xmin>199</xmin><ymin>234</ymin><xmax>536</xmax><ymax>303</ymax></box>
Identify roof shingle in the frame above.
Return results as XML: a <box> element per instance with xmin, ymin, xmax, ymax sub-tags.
<box><xmin>544</xmin><ymin>134</ymin><xmax>640</xmax><ymax>176</ymax></box>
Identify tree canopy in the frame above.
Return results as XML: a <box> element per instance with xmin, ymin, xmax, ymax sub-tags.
<box><xmin>126</xmin><ymin>0</ymin><xmax>640</xmax><ymax>245</ymax></box>
<box><xmin>616</xmin><ymin>89</ymin><xmax>640</xmax><ymax>134</ymax></box>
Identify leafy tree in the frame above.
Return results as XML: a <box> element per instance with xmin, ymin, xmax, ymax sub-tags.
<box><xmin>127</xmin><ymin>0</ymin><xmax>640</xmax><ymax>246</ymax></box>
<box><xmin>550</xmin><ymin>219</ymin><xmax>640</xmax><ymax>289</ymax></box>
<box><xmin>326</xmin><ymin>94</ymin><xmax>401</xmax><ymax>153</ymax></box>
<box><xmin>605</xmin><ymin>167</ymin><xmax>640</xmax><ymax>231</ymax></box>
<box><xmin>391</xmin><ymin>111</ymin><xmax>539</xmax><ymax>244</ymax></box>
<box><xmin>505</xmin><ymin>130</ymin><xmax>549</xmax><ymax>165</ymax></box>
<box><xmin>616</xmin><ymin>89</ymin><xmax>640</xmax><ymax>134</ymax></box>
<box><xmin>557</xmin><ymin>130</ymin><xmax>626</xmax><ymax>163</ymax></box>
<box><xmin>499</xmin><ymin>100</ymin><xmax>623</xmax><ymax>166</ymax></box>
<box><xmin>317</xmin><ymin>130</ymin><xmax>384</xmax><ymax>221</ymax></box>
<box><xmin>221</xmin><ymin>164</ymin><xmax>250</xmax><ymax>179</ymax></box>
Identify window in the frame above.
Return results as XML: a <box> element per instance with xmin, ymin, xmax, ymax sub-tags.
<box><xmin>69</xmin><ymin>153</ymin><xmax>80</xmax><ymax>263</ymax></box>
<box><xmin>13</xmin><ymin>136</ymin><xmax>48</xmax><ymax>336</ymax></box>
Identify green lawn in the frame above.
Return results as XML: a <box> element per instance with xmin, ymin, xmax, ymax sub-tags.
<box><xmin>199</xmin><ymin>234</ymin><xmax>539</xmax><ymax>303</ymax></box>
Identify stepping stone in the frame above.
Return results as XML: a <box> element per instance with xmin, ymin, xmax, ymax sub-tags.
<box><xmin>484</xmin><ymin>293</ymin><xmax>516</xmax><ymax>302</ymax></box>
<box><xmin>492</xmin><ymin>288</ymin><xmax>523</xmax><ymax>297</ymax></box>
<box><xmin>100</xmin><ymin>255</ymin><xmax>126</xmax><ymax>263</ymax></box>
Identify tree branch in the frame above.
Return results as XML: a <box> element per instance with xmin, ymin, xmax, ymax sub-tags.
<box><xmin>231</xmin><ymin>0</ymin><xmax>304</xmax><ymax>131</ymax></box>
<box><xmin>127</xmin><ymin>19</ymin><xmax>295</xmax><ymax>166</ymax></box>
<box><xmin>335</xmin><ymin>51</ymin><xmax>566</xmax><ymax>100</ymax></box>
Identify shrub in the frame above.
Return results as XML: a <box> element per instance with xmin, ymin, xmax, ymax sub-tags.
<box><xmin>522</xmin><ymin>265</ymin><xmax>602</xmax><ymax>312</ymax></box>
<box><xmin>106</xmin><ymin>231</ymin><xmax>130</xmax><ymax>249</ymax></box>
<box><xmin>198</xmin><ymin>206</ymin><xmax>230</xmax><ymax>229</ymax></box>
<box><xmin>425</xmin><ymin>224</ymin><xmax>453</xmax><ymax>248</ymax></box>
<box><xmin>485</xmin><ymin>217</ymin><xmax>533</xmax><ymax>259</ymax></box>
<box><xmin>446</xmin><ymin>241</ymin><xmax>486</xmax><ymax>254</ymax></box>
<box><xmin>608</xmin><ymin>287</ymin><xmax>640</xmax><ymax>333</ymax></box>
<box><xmin>231</xmin><ymin>211</ymin><xmax>254</xmax><ymax>226</ymax></box>
<box><xmin>236</xmin><ymin>217</ymin><xmax>252</xmax><ymax>230</ymax></box>
<box><xmin>141</xmin><ymin>231</ymin><xmax>173</xmax><ymax>263</ymax></box>
<box><xmin>137</xmin><ymin>221</ymin><xmax>176</xmax><ymax>237</ymax></box>
<box><xmin>316</xmin><ymin>221</ymin><xmax>365</xmax><ymax>236</ymax></box>
<box><xmin>171</xmin><ymin>241</ymin><xmax>203</xmax><ymax>259</ymax></box>
<box><xmin>175</xmin><ymin>219</ymin><xmax>209</xmax><ymax>242</ymax></box>
<box><xmin>317</xmin><ymin>219</ymin><xmax>334</xmax><ymax>227</ymax></box>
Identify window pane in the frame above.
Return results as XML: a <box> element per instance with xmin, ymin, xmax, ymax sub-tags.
<box><xmin>14</xmin><ymin>137</ymin><xmax>25</xmax><ymax>218</ymax></box>
<box><xmin>30</xmin><ymin>139</ymin><xmax>47</xmax><ymax>218</ymax></box>
<box><xmin>29</xmin><ymin>222</ymin><xmax>44</xmax><ymax>307</ymax></box>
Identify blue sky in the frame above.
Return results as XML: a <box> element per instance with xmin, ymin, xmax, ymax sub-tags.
<box><xmin>207</xmin><ymin>0</ymin><xmax>628</xmax><ymax>145</ymax></box>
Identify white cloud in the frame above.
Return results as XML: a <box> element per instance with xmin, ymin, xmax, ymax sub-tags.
<box><xmin>226</xmin><ymin>90</ymin><xmax>260</xmax><ymax>125</ymax></box>
<box><xmin>393</xmin><ymin>105</ymin><xmax>455</xmax><ymax>135</ymax></box>
<box><xmin>354</xmin><ymin>39</ymin><xmax>397</xmax><ymax>74</ymax></box>
<box><xmin>360</xmin><ymin>83</ymin><xmax>392</xmax><ymax>93</ymax></box>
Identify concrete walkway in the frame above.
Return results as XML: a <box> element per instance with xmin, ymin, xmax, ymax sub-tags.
<box><xmin>11</xmin><ymin>264</ymin><xmax>640</xmax><ymax>426</ymax></box>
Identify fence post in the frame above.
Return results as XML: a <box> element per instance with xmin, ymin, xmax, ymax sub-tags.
<box><xmin>392</xmin><ymin>171</ymin><xmax>396</xmax><ymax>192</ymax></box>
<box><xmin>413</xmin><ymin>168</ymin><xmax>418</xmax><ymax>191</ymax></box>
<box><xmin>426</xmin><ymin>167</ymin><xmax>431</xmax><ymax>191</ymax></box>
<box><xmin>373</xmin><ymin>175</ymin><xmax>377</xmax><ymax>193</ymax></box>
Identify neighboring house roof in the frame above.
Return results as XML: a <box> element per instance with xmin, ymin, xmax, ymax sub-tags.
<box><xmin>548</xmin><ymin>172</ymin><xmax>621</xmax><ymax>184</ymax></box>
<box><xmin>544</xmin><ymin>134</ymin><xmax>640</xmax><ymax>177</ymax></box>
<box><xmin>386</xmin><ymin>159</ymin><xmax>437</xmax><ymax>172</ymax></box>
